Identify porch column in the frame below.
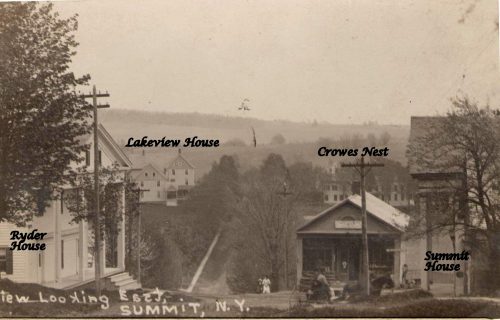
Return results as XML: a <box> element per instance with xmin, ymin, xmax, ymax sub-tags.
<box><xmin>100</xmin><ymin>238</ymin><xmax>106</xmax><ymax>275</ymax></box>
<box><xmin>296</xmin><ymin>236</ymin><xmax>303</xmax><ymax>284</ymax></box>
<box><xmin>78</xmin><ymin>221</ymin><xmax>87</xmax><ymax>281</ymax></box>
<box><xmin>54</xmin><ymin>199</ymin><xmax>61</xmax><ymax>283</ymax></box>
<box><xmin>393</xmin><ymin>237</ymin><xmax>401</xmax><ymax>288</ymax></box>
<box><xmin>117</xmin><ymin>185</ymin><xmax>126</xmax><ymax>270</ymax></box>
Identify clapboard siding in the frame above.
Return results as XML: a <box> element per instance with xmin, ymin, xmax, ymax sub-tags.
<box><xmin>0</xmin><ymin>222</ymin><xmax>31</xmax><ymax>282</ymax></box>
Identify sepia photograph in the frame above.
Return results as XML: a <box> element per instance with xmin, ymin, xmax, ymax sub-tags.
<box><xmin>0</xmin><ymin>0</ymin><xmax>500</xmax><ymax>318</ymax></box>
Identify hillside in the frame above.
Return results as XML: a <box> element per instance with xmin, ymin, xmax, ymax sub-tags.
<box><xmin>100</xmin><ymin>109</ymin><xmax>411</xmax><ymax>178</ymax></box>
<box><xmin>101</xmin><ymin>109</ymin><xmax>409</xmax><ymax>145</ymax></box>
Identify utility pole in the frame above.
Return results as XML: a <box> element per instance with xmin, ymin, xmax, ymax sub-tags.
<box><xmin>341</xmin><ymin>156</ymin><xmax>383</xmax><ymax>296</ymax></box>
<box><xmin>277</xmin><ymin>181</ymin><xmax>292</xmax><ymax>289</ymax></box>
<box><xmin>130</xmin><ymin>188</ymin><xmax>149</xmax><ymax>285</ymax></box>
<box><xmin>82</xmin><ymin>86</ymin><xmax>109</xmax><ymax>296</ymax></box>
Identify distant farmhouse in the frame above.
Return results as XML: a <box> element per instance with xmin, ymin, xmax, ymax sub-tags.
<box><xmin>128</xmin><ymin>149</ymin><xmax>195</xmax><ymax>206</ymax></box>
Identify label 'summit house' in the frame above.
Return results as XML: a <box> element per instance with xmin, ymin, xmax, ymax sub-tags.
<box><xmin>0</xmin><ymin>125</ymin><xmax>133</xmax><ymax>289</ymax></box>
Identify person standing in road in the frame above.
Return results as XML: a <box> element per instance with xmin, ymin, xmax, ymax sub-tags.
<box><xmin>262</xmin><ymin>275</ymin><xmax>271</xmax><ymax>294</ymax></box>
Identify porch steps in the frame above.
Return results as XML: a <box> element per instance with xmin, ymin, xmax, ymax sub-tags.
<box><xmin>109</xmin><ymin>272</ymin><xmax>141</xmax><ymax>291</ymax></box>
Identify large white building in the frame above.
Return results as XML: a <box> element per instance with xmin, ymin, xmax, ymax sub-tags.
<box><xmin>323</xmin><ymin>162</ymin><xmax>413</xmax><ymax>208</ymax></box>
<box><xmin>0</xmin><ymin>125</ymin><xmax>138</xmax><ymax>289</ymax></box>
<box><xmin>128</xmin><ymin>149</ymin><xmax>195</xmax><ymax>206</ymax></box>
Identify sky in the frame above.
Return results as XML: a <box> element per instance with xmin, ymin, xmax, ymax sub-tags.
<box><xmin>56</xmin><ymin>0</ymin><xmax>500</xmax><ymax>125</ymax></box>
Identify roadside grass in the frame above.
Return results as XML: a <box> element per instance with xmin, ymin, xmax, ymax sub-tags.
<box><xmin>285</xmin><ymin>298</ymin><xmax>500</xmax><ymax>318</ymax></box>
<box><xmin>0</xmin><ymin>279</ymin><xmax>99</xmax><ymax>317</ymax></box>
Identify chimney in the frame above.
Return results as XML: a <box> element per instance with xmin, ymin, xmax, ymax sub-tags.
<box><xmin>351</xmin><ymin>181</ymin><xmax>361</xmax><ymax>195</ymax></box>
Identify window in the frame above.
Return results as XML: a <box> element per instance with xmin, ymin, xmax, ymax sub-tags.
<box><xmin>324</xmin><ymin>194</ymin><xmax>329</xmax><ymax>201</ymax></box>
<box><xmin>140</xmin><ymin>181</ymin><xmax>144</xmax><ymax>187</ymax></box>
<box><xmin>85</xmin><ymin>150</ymin><xmax>90</xmax><ymax>167</ymax></box>
<box><xmin>334</xmin><ymin>195</ymin><xmax>338</xmax><ymax>201</ymax></box>
<box><xmin>401</xmin><ymin>193</ymin><xmax>405</xmax><ymax>201</ymax></box>
<box><xmin>185</xmin><ymin>179</ymin><xmax>188</xmax><ymax>185</ymax></box>
<box><xmin>145</xmin><ymin>172</ymin><xmax>148</xmax><ymax>177</ymax></box>
<box><xmin>157</xmin><ymin>191</ymin><xmax>161</xmax><ymax>198</ymax></box>
<box><xmin>339</xmin><ymin>195</ymin><xmax>344</xmax><ymax>201</ymax></box>
<box><xmin>0</xmin><ymin>247</ymin><xmax>13</xmax><ymax>274</ymax></box>
<box><xmin>157</xmin><ymin>181</ymin><xmax>161</xmax><ymax>187</ymax></box>
<box><xmin>153</xmin><ymin>172</ymin><xmax>156</xmax><ymax>177</ymax></box>
<box><xmin>394</xmin><ymin>194</ymin><xmax>398</xmax><ymax>201</ymax></box>
<box><xmin>332</xmin><ymin>185</ymin><xmax>338</xmax><ymax>191</ymax></box>
<box><xmin>164</xmin><ymin>168</ymin><xmax>167</xmax><ymax>174</ymax></box>
<box><xmin>61</xmin><ymin>240</ymin><xmax>64</xmax><ymax>269</ymax></box>
<box><xmin>185</xmin><ymin>169</ymin><xmax>188</xmax><ymax>175</ymax></box>
<box><xmin>171</xmin><ymin>169</ymin><xmax>175</xmax><ymax>175</ymax></box>
<box><xmin>61</xmin><ymin>191</ymin><xmax>64</xmax><ymax>215</ymax></box>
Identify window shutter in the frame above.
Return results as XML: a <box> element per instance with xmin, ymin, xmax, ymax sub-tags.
<box><xmin>85</xmin><ymin>150</ymin><xmax>90</xmax><ymax>167</ymax></box>
<box><xmin>6</xmin><ymin>250</ymin><xmax>13</xmax><ymax>274</ymax></box>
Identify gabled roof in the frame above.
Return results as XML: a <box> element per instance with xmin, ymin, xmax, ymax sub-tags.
<box><xmin>297</xmin><ymin>192</ymin><xmax>409</xmax><ymax>233</ymax></box>
<box><xmin>167</xmin><ymin>152</ymin><xmax>195</xmax><ymax>169</ymax></box>
<box><xmin>129</xmin><ymin>163</ymin><xmax>169</xmax><ymax>181</ymax></box>
<box><xmin>78</xmin><ymin>124</ymin><xmax>132</xmax><ymax>168</ymax></box>
<box><xmin>127</xmin><ymin>150</ymin><xmax>195</xmax><ymax>171</ymax></box>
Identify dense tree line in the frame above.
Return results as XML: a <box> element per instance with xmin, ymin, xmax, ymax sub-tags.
<box><xmin>0</xmin><ymin>3</ymin><xmax>91</xmax><ymax>225</ymax></box>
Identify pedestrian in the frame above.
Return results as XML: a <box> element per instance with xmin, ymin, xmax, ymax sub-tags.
<box><xmin>262</xmin><ymin>275</ymin><xmax>271</xmax><ymax>294</ymax></box>
<box><xmin>257</xmin><ymin>277</ymin><xmax>263</xmax><ymax>293</ymax></box>
<box><xmin>316</xmin><ymin>268</ymin><xmax>331</xmax><ymax>301</ymax></box>
<box><xmin>402</xmin><ymin>264</ymin><xmax>409</xmax><ymax>288</ymax></box>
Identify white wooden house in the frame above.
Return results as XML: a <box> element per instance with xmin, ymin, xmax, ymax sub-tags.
<box><xmin>0</xmin><ymin>125</ymin><xmax>136</xmax><ymax>289</ymax></box>
<box><xmin>129</xmin><ymin>149</ymin><xmax>195</xmax><ymax>206</ymax></box>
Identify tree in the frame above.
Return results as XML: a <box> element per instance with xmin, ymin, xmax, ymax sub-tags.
<box><xmin>407</xmin><ymin>96</ymin><xmax>500</xmax><ymax>291</ymax></box>
<box><xmin>170</xmin><ymin>155</ymin><xmax>241</xmax><ymax>281</ymax></box>
<box><xmin>64</xmin><ymin>165</ymin><xmax>127</xmax><ymax>266</ymax></box>
<box><xmin>379</xmin><ymin>131</ymin><xmax>391</xmax><ymax>146</ymax></box>
<box><xmin>270</xmin><ymin>134</ymin><xmax>286</xmax><ymax>145</ymax></box>
<box><xmin>0</xmin><ymin>3</ymin><xmax>91</xmax><ymax>225</ymax></box>
<box><xmin>234</xmin><ymin>154</ymin><xmax>292</xmax><ymax>291</ymax></box>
